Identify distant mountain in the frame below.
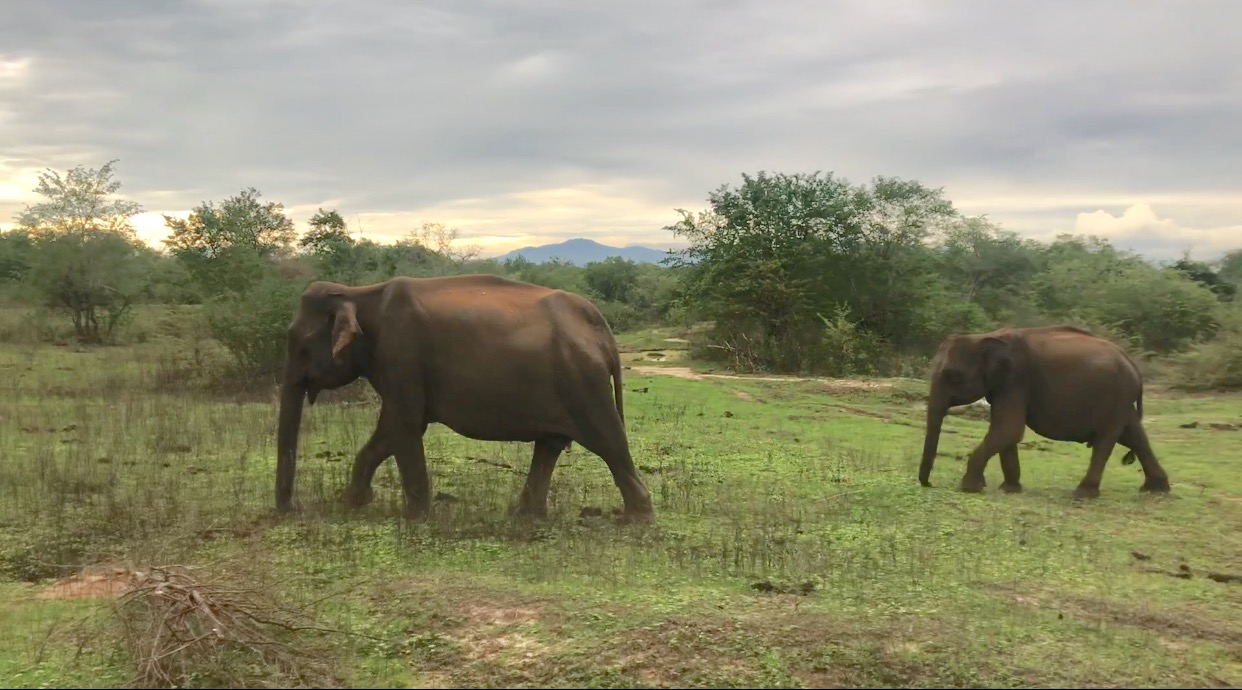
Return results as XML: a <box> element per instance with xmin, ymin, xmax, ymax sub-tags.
<box><xmin>493</xmin><ymin>238</ymin><xmax>672</xmax><ymax>265</ymax></box>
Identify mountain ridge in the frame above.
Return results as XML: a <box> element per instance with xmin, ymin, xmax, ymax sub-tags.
<box><xmin>493</xmin><ymin>237</ymin><xmax>672</xmax><ymax>265</ymax></box>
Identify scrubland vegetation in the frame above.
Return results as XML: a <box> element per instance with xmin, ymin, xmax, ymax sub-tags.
<box><xmin>2</xmin><ymin>161</ymin><xmax>1241</xmax><ymax>687</ymax></box>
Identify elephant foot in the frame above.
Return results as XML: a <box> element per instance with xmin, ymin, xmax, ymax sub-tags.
<box><xmin>616</xmin><ymin>509</ymin><xmax>655</xmax><ymax>525</ymax></box>
<box><xmin>512</xmin><ymin>500</ymin><xmax>550</xmax><ymax>520</ymax></box>
<box><xmin>958</xmin><ymin>475</ymin><xmax>986</xmax><ymax>493</ymax></box>
<box><xmin>1140</xmin><ymin>476</ymin><xmax>1171</xmax><ymax>494</ymax></box>
<box><xmin>1000</xmin><ymin>481</ymin><xmax>1023</xmax><ymax>494</ymax></box>
<box><xmin>1072</xmin><ymin>484</ymin><xmax>1101</xmax><ymax>500</ymax></box>
<box><xmin>402</xmin><ymin>500</ymin><xmax>431</xmax><ymax>522</ymax></box>
<box><xmin>343</xmin><ymin>485</ymin><xmax>373</xmax><ymax>509</ymax></box>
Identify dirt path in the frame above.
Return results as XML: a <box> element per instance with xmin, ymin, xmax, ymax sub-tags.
<box><xmin>628</xmin><ymin>365</ymin><xmax>895</xmax><ymax>390</ymax></box>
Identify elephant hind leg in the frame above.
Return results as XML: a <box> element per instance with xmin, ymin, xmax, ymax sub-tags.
<box><xmin>565</xmin><ymin>395</ymin><xmax>653</xmax><ymax>520</ymax></box>
<box><xmin>998</xmin><ymin>445</ymin><xmax>1022</xmax><ymax>493</ymax></box>
<box><xmin>1074</xmin><ymin>425</ymin><xmax>1123</xmax><ymax>499</ymax></box>
<box><xmin>345</xmin><ymin>414</ymin><xmax>393</xmax><ymax>509</ymax></box>
<box><xmin>1119</xmin><ymin>422</ymin><xmax>1171</xmax><ymax>493</ymax></box>
<box><xmin>514</xmin><ymin>436</ymin><xmax>571</xmax><ymax>518</ymax></box>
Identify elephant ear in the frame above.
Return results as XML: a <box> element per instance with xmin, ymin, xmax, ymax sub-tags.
<box><xmin>330</xmin><ymin>299</ymin><xmax>361</xmax><ymax>361</ymax></box>
<box><xmin>979</xmin><ymin>336</ymin><xmax>1015</xmax><ymax>392</ymax></box>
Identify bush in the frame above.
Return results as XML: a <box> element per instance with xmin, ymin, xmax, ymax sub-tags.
<box><xmin>1168</xmin><ymin>313</ymin><xmax>1242</xmax><ymax>391</ymax></box>
<box><xmin>816</xmin><ymin>305</ymin><xmax>883</xmax><ymax>377</ymax></box>
<box><xmin>596</xmin><ymin>300</ymin><xmax>642</xmax><ymax>333</ymax></box>
<box><xmin>203</xmin><ymin>275</ymin><xmax>304</xmax><ymax>381</ymax></box>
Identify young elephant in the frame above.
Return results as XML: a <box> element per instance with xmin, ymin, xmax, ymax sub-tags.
<box><xmin>917</xmin><ymin>325</ymin><xmax>1171</xmax><ymax>499</ymax></box>
<box><xmin>275</xmin><ymin>275</ymin><xmax>654</xmax><ymax>522</ymax></box>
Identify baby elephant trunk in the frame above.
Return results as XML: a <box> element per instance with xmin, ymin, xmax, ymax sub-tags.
<box><xmin>275</xmin><ymin>361</ymin><xmax>306</xmax><ymax>512</ymax></box>
<box><xmin>919</xmin><ymin>392</ymin><xmax>949</xmax><ymax>487</ymax></box>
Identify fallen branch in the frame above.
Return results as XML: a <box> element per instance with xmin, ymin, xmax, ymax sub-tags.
<box><xmin>99</xmin><ymin>564</ymin><xmax>346</xmax><ymax>689</ymax></box>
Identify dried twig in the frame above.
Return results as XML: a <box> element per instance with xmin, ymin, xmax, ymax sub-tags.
<box><xmin>99</xmin><ymin>565</ymin><xmax>345</xmax><ymax>689</ymax></box>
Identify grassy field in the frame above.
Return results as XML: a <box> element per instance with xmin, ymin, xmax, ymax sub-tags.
<box><xmin>1</xmin><ymin>310</ymin><xmax>1241</xmax><ymax>688</ymax></box>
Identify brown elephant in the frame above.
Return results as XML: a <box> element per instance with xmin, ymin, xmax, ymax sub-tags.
<box><xmin>275</xmin><ymin>275</ymin><xmax>654</xmax><ymax>522</ymax></box>
<box><xmin>917</xmin><ymin>324</ymin><xmax>1171</xmax><ymax>499</ymax></box>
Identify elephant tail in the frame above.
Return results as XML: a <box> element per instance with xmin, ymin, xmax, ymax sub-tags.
<box><xmin>1122</xmin><ymin>386</ymin><xmax>1143</xmax><ymax>465</ymax></box>
<box><xmin>611</xmin><ymin>345</ymin><xmax>625</xmax><ymax>423</ymax></box>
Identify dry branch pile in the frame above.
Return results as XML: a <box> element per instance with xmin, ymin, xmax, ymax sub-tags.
<box><xmin>96</xmin><ymin>565</ymin><xmax>343</xmax><ymax>689</ymax></box>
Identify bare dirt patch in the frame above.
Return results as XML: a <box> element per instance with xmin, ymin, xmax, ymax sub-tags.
<box><xmin>384</xmin><ymin>579</ymin><xmax>563</xmax><ymax>669</ymax></box>
<box><xmin>630</xmin><ymin>366</ymin><xmax>898</xmax><ymax>394</ymax></box>
<box><xmin>992</xmin><ymin>584</ymin><xmax>1242</xmax><ymax>647</ymax></box>
<box><xmin>631</xmin><ymin>365</ymin><xmax>707</xmax><ymax>380</ymax></box>
<box><xmin>36</xmin><ymin>564</ymin><xmax>142</xmax><ymax>600</ymax></box>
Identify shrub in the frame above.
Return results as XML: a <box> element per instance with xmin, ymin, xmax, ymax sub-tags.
<box><xmin>203</xmin><ymin>275</ymin><xmax>304</xmax><ymax>381</ymax></box>
<box><xmin>1168</xmin><ymin>312</ymin><xmax>1242</xmax><ymax>391</ymax></box>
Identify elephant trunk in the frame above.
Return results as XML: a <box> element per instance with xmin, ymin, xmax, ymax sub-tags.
<box><xmin>275</xmin><ymin>360</ymin><xmax>306</xmax><ymax>512</ymax></box>
<box><xmin>919</xmin><ymin>390</ymin><xmax>949</xmax><ymax>487</ymax></box>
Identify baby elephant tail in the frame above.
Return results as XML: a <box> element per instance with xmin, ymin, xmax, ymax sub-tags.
<box><xmin>1121</xmin><ymin>386</ymin><xmax>1143</xmax><ymax>465</ymax></box>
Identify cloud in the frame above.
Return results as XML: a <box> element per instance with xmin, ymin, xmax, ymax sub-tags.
<box><xmin>1071</xmin><ymin>203</ymin><xmax>1241</xmax><ymax>261</ymax></box>
<box><xmin>0</xmin><ymin>0</ymin><xmax>1239</xmax><ymax>257</ymax></box>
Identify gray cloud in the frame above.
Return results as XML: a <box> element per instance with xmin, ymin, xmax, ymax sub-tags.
<box><xmin>2</xmin><ymin>0</ymin><xmax>1241</xmax><ymax>258</ymax></box>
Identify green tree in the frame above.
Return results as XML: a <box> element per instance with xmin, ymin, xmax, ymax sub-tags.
<box><xmin>667</xmin><ymin>170</ymin><xmax>963</xmax><ymax>373</ymax></box>
<box><xmin>299</xmin><ymin>208</ymin><xmax>361</xmax><ymax>283</ymax></box>
<box><xmin>1033</xmin><ymin>236</ymin><xmax>1222</xmax><ymax>353</ymax></box>
<box><xmin>0</xmin><ymin>228</ymin><xmax>33</xmax><ymax>286</ymax></box>
<box><xmin>935</xmin><ymin>216</ymin><xmax>1043</xmax><ymax>322</ymax></box>
<box><xmin>162</xmin><ymin>187</ymin><xmax>297</xmax><ymax>297</ymax></box>
<box><xmin>1218</xmin><ymin>249</ymin><xmax>1242</xmax><ymax>290</ymax></box>
<box><xmin>584</xmin><ymin>256</ymin><xmax>639</xmax><ymax>303</ymax></box>
<box><xmin>1170</xmin><ymin>255</ymin><xmax>1235</xmax><ymax>301</ymax></box>
<box><xmin>12</xmin><ymin>160</ymin><xmax>153</xmax><ymax>343</ymax></box>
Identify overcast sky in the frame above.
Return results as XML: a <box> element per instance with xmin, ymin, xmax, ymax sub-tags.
<box><xmin>2</xmin><ymin>0</ymin><xmax>1240</xmax><ymax>260</ymax></box>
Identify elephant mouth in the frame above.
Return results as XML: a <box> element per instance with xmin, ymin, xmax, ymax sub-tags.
<box><xmin>304</xmin><ymin>379</ymin><xmax>324</xmax><ymax>405</ymax></box>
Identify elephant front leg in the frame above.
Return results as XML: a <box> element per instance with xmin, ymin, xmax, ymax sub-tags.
<box><xmin>960</xmin><ymin>400</ymin><xmax>1026</xmax><ymax>493</ymax></box>
<box><xmin>381</xmin><ymin>407</ymin><xmax>432</xmax><ymax>521</ymax></box>
<box><xmin>514</xmin><ymin>436</ymin><xmax>570</xmax><ymax>519</ymax></box>
<box><xmin>999</xmin><ymin>445</ymin><xmax>1022</xmax><ymax>493</ymax></box>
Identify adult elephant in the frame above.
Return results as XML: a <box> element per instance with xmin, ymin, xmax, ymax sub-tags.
<box><xmin>917</xmin><ymin>325</ymin><xmax>1171</xmax><ymax>499</ymax></box>
<box><xmin>275</xmin><ymin>275</ymin><xmax>654</xmax><ymax>522</ymax></box>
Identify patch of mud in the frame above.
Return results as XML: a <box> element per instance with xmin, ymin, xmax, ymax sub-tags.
<box><xmin>1178</xmin><ymin>421</ymin><xmax>1240</xmax><ymax>431</ymax></box>
<box><xmin>750</xmin><ymin>579</ymin><xmax>817</xmax><ymax>595</ymax></box>
<box><xmin>35</xmin><ymin>564</ymin><xmax>142</xmax><ymax>600</ymax></box>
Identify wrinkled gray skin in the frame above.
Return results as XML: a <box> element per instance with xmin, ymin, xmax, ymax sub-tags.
<box><xmin>275</xmin><ymin>274</ymin><xmax>654</xmax><ymax>522</ymax></box>
<box><xmin>918</xmin><ymin>325</ymin><xmax>1172</xmax><ymax>499</ymax></box>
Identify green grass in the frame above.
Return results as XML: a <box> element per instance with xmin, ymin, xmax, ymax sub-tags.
<box><xmin>1</xmin><ymin>325</ymin><xmax>1241</xmax><ymax>688</ymax></box>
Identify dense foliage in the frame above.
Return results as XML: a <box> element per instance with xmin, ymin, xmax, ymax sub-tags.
<box><xmin>2</xmin><ymin>162</ymin><xmax>1239</xmax><ymax>388</ymax></box>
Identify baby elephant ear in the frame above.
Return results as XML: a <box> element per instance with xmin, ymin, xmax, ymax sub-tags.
<box><xmin>331</xmin><ymin>300</ymin><xmax>360</xmax><ymax>361</ymax></box>
<box><xmin>979</xmin><ymin>336</ymin><xmax>1012</xmax><ymax>389</ymax></box>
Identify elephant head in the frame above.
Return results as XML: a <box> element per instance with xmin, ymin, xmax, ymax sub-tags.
<box><xmin>918</xmin><ymin>332</ymin><xmax>1017</xmax><ymax>487</ymax></box>
<box><xmin>275</xmin><ymin>281</ymin><xmax>371</xmax><ymax>512</ymax></box>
